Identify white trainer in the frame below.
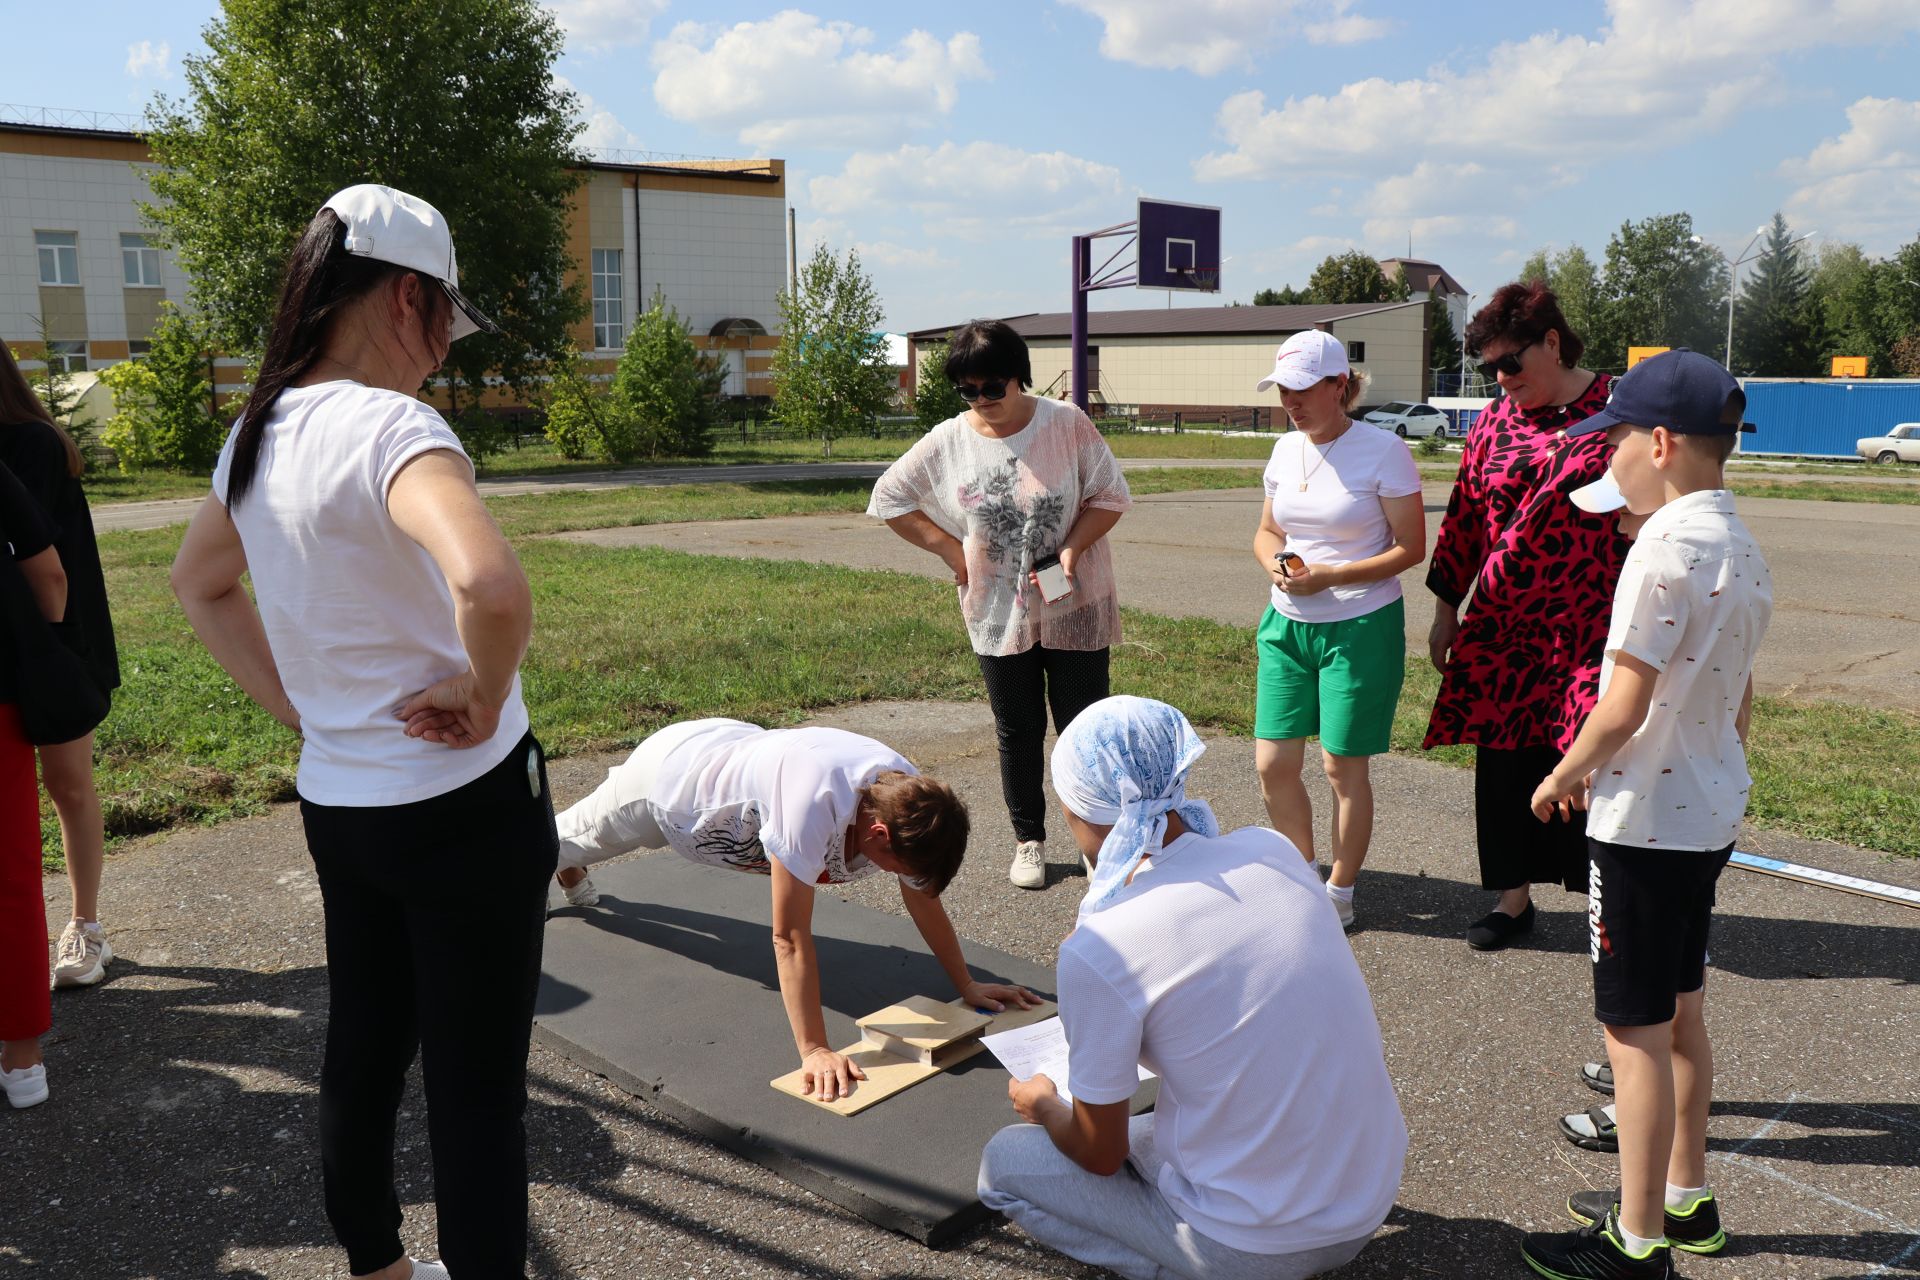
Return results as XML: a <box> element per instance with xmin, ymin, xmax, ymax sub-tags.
<box><xmin>1009</xmin><ymin>840</ymin><xmax>1046</xmax><ymax>890</ymax></box>
<box><xmin>561</xmin><ymin>873</ymin><xmax>600</xmax><ymax>908</ymax></box>
<box><xmin>1327</xmin><ymin>885</ymin><xmax>1356</xmax><ymax>930</ymax></box>
<box><xmin>408</xmin><ymin>1262</ymin><xmax>452</xmax><ymax>1280</ymax></box>
<box><xmin>2</xmin><ymin>1062</ymin><xmax>48</xmax><ymax>1109</ymax></box>
<box><xmin>52</xmin><ymin>920</ymin><xmax>112</xmax><ymax>988</ymax></box>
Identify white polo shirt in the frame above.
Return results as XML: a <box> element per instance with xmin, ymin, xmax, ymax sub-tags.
<box><xmin>1057</xmin><ymin>826</ymin><xmax>1407</xmax><ymax>1254</ymax></box>
<box><xmin>1587</xmin><ymin>490</ymin><xmax>1773</xmax><ymax>851</ymax></box>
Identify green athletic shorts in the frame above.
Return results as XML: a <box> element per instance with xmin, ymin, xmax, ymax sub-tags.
<box><xmin>1254</xmin><ymin>596</ymin><xmax>1405</xmax><ymax>756</ymax></box>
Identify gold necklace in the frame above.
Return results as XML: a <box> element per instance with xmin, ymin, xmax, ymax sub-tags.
<box><xmin>1298</xmin><ymin>424</ymin><xmax>1348</xmax><ymax>492</ymax></box>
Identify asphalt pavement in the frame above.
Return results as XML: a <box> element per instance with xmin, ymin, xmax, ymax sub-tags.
<box><xmin>21</xmin><ymin>701</ymin><xmax>1920</xmax><ymax>1278</ymax></box>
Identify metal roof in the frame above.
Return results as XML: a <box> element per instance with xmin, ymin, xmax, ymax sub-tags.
<box><xmin>905</xmin><ymin>300</ymin><xmax>1423</xmax><ymax>343</ymax></box>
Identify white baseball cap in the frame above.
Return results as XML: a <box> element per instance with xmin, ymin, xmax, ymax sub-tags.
<box><xmin>1257</xmin><ymin>329</ymin><xmax>1350</xmax><ymax>392</ymax></box>
<box><xmin>321</xmin><ymin>184</ymin><xmax>498</xmax><ymax>340</ymax></box>
<box><xmin>1570</xmin><ymin>471</ymin><xmax>1628</xmax><ymax>514</ymax></box>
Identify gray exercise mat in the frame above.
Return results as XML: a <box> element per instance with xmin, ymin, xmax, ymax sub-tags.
<box><xmin>534</xmin><ymin>852</ymin><xmax>1153</xmax><ymax>1245</ymax></box>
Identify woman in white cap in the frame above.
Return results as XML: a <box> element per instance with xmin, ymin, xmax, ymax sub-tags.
<box><xmin>978</xmin><ymin>695</ymin><xmax>1406</xmax><ymax>1280</ymax></box>
<box><xmin>1249</xmin><ymin>331</ymin><xmax>1425</xmax><ymax>929</ymax></box>
<box><xmin>171</xmin><ymin>185</ymin><xmax>541</xmax><ymax>1280</ymax></box>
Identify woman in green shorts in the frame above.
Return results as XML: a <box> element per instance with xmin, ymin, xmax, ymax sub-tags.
<box><xmin>1250</xmin><ymin>331</ymin><xmax>1427</xmax><ymax>929</ymax></box>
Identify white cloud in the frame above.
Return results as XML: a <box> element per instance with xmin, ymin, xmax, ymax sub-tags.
<box><xmin>1362</xmin><ymin>214</ymin><xmax>1519</xmax><ymax>245</ymax></box>
<box><xmin>651</xmin><ymin>13</ymin><xmax>988</xmax><ymax>151</ymax></box>
<box><xmin>125</xmin><ymin>40</ymin><xmax>170</xmax><ymax>79</ymax></box>
<box><xmin>1060</xmin><ymin>0</ymin><xmax>1390</xmax><ymax>75</ymax></box>
<box><xmin>555</xmin><ymin>75</ymin><xmax>645</xmax><ymax>153</ymax></box>
<box><xmin>1782</xmin><ymin>97</ymin><xmax>1920</xmax><ymax>247</ymax></box>
<box><xmin>800</xmin><ymin>218</ymin><xmax>953</xmax><ymax>270</ymax></box>
<box><xmin>808</xmin><ymin>142</ymin><xmax>1127</xmax><ymax>241</ymax></box>
<box><xmin>549</xmin><ymin>0</ymin><xmax>669</xmax><ymax>54</ymax></box>
<box><xmin>1195</xmin><ymin>0</ymin><xmax>1920</xmax><ymax>181</ymax></box>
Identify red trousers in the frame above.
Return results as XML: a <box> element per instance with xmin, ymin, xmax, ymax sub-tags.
<box><xmin>0</xmin><ymin>702</ymin><xmax>50</xmax><ymax>1042</ymax></box>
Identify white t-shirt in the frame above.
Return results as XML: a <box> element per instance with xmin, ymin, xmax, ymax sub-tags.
<box><xmin>1587</xmin><ymin>490</ymin><xmax>1773</xmax><ymax>850</ymax></box>
<box><xmin>868</xmin><ymin>397</ymin><xmax>1131</xmax><ymax>657</ymax></box>
<box><xmin>564</xmin><ymin>718</ymin><xmax>917</xmax><ymax>886</ymax></box>
<box><xmin>1261</xmin><ymin>422</ymin><xmax>1422</xmax><ymax>623</ymax></box>
<box><xmin>1058</xmin><ymin>826</ymin><xmax>1408</xmax><ymax>1254</ymax></box>
<box><xmin>211</xmin><ymin>382</ymin><xmax>529</xmax><ymax>806</ymax></box>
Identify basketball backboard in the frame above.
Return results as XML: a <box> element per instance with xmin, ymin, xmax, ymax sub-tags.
<box><xmin>1136</xmin><ymin>198</ymin><xmax>1221</xmax><ymax>292</ymax></box>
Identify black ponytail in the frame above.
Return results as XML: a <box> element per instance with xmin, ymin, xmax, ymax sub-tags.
<box><xmin>225</xmin><ymin>209</ymin><xmax>441</xmax><ymax>511</ymax></box>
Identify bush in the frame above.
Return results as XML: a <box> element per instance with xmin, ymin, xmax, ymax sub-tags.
<box><xmin>98</xmin><ymin>359</ymin><xmax>162</xmax><ymax>473</ymax></box>
<box><xmin>145</xmin><ymin>306</ymin><xmax>221</xmax><ymax>471</ymax></box>
<box><xmin>609</xmin><ymin>293</ymin><xmax>723</xmax><ymax>461</ymax></box>
<box><xmin>450</xmin><ymin>407</ymin><xmax>512</xmax><ymax>464</ymax></box>
<box><xmin>540</xmin><ymin>345</ymin><xmax>602</xmax><ymax>460</ymax></box>
<box><xmin>1417</xmin><ymin>428</ymin><xmax>1448</xmax><ymax>458</ymax></box>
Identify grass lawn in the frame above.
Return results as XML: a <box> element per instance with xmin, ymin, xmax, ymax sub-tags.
<box><xmin>49</xmin><ymin>524</ymin><xmax>1920</xmax><ymax>869</ymax></box>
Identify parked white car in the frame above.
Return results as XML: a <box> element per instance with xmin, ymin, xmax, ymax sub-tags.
<box><xmin>1857</xmin><ymin>423</ymin><xmax>1920</xmax><ymax>464</ymax></box>
<box><xmin>1363</xmin><ymin>401</ymin><xmax>1448</xmax><ymax>438</ymax></box>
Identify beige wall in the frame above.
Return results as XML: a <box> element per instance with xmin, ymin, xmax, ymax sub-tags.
<box><xmin>36</xmin><ymin>285</ymin><xmax>87</xmax><ymax>340</ymax></box>
<box><xmin>1019</xmin><ymin>309</ymin><xmax>1426</xmax><ymax>410</ymax></box>
<box><xmin>122</xmin><ymin>288</ymin><xmax>167</xmax><ymax>341</ymax></box>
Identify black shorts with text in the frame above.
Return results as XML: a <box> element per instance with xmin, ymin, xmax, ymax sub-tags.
<box><xmin>1588</xmin><ymin>837</ymin><xmax>1734</xmax><ymax>1027</ymax></box>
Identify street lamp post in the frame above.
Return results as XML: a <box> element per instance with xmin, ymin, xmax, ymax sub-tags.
<box><xmin>1459</xmin><ymin>292</ymin><xmax>1476</xmax><ymax>393</ymax></box>
<box><xmin>1694</xmin><ymin>227</ymin><xmax>1818</xmax><ymax>372</ymax></box>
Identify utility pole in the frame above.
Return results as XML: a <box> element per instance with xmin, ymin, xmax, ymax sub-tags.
<box><xmin>788</xmin><ymin>208</ymin><xmax>798</xmax><ymax>295</ymax></box>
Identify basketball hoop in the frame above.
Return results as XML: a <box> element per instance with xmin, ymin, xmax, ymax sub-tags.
<box><xmin>1187</xmin><ymin>267</ymin><xmax>1218</xmax><ymax>292</ymax></box>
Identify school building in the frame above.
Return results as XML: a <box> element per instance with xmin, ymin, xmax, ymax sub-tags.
<box><xmin>0</xmin><ymin>106</ymin><xmax>787</xmax><ymax>404</ymax></box>
<box><xmin>905</xmin><ymin>300</ymin><xmax>1433</xmax><ymax>424</ymax></box>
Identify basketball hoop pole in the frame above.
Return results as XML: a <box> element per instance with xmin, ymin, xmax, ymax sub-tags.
<box><xmin>1071</xmin><ymin>235</ymin><xmax>1091</xmax><ymax>414</ymax></box>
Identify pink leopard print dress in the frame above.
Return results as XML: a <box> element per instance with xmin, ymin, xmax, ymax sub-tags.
<box><xmin>1423</xmin><ymin>374</ymin><xmax>1628</xmax><ymax>754</ymax></box>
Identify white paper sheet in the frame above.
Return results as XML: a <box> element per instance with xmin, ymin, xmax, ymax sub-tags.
<box><xmin>980</xmin><ymin>1015</ymin><xmax>1153</xmax><ymax>1104</ymax></box>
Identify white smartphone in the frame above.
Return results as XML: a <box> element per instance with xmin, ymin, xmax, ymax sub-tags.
<box><xmin>1034</xmin><ymin>552</ymin><xmax>1073</xmax><ymax>603</ymax></box>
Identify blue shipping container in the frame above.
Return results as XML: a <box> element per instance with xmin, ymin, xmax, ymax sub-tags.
<box><xmin>1738</xmin><ymin>379</ymin><xmax>1920</xmax><ymax>458</ymax></box>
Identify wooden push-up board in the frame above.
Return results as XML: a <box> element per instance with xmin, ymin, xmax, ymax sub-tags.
<box><xmin>771</xmin><ymin>994</ymin><xmax>1058</xmax><ymax>1116</ymax></box>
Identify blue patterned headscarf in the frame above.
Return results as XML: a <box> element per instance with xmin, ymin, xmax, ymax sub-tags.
<box><xmin>1051</xmin><ymin>696</ymin><xmax>1220</xmax><ymax>914</ymax></box>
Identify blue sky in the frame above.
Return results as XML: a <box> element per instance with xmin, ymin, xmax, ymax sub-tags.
<box><xmin>8</xmin><ymin>0</ymin><xmax>1920</xmax><ymax>331</ymax></box>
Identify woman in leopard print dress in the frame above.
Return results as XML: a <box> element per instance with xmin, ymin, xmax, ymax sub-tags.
<box><xmin>1424</xmin><ymin>282</ymin><xmax>1626</xmax><ymax>950</ymax></box>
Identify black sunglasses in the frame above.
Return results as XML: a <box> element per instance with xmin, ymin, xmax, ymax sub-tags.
<box><xmin>953</xmin><ymin>379</ymin><xmax>1010</xmax><ymax>402</ymax></box>
<box><xmin>1476</xmin><ymin>340</ymin><xmax>1536</xmax><ymax>379</ymax></box>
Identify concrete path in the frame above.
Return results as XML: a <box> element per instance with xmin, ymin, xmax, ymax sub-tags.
<box><xmin>24</xmin><ymin>702</ymin><xmax>1919</xmax><ymax>1277</ymax></box>
<box><xmin>561</xmin><ymin>483</ymin><xmax>1920</xmax><ymax>713</ymax></box>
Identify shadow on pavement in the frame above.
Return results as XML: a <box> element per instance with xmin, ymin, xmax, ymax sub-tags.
<box><xmin>1709</xmin><ymin>1099</ymin><xmax>1920</xmax><ymax>1167</ymax></box>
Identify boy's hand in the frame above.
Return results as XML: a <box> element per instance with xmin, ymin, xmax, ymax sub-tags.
<box><xmin>1530</xmin><ymin>770</ymin><xmax>1589</xmax><ymax>823</ymax></box>
<box><xmin>1009</xmin><ymin>1073</ymin><xmax>1062</xmax><ymax>1123</ymax></box>
<box><xmin>962</xmin><ymin>980</ymin><xmax>1042</xmax><ymax>1013</ymax></box>
<box><xmin>801</xmin><ymin>1047</ymin><xmax>867</xmax><ymax>1102</ymax></box>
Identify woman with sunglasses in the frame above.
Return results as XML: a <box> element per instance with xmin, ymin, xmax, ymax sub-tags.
<box><xmin>1423</xmin><ymin>281</ymin><xmax>1624</xmax><ymax>951</ymax></box>
<box><xmin>1250</xmin><ymin>331</ymin><xmax>1426</xmax><ymax>931</ymax></box>
<box><xmin>870</xmin><ymin>319</ymin><xmax>1131</xmax><ymax>891</ymax></box>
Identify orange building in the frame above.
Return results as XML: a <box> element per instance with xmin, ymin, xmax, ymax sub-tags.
<box><xmin>1</xmin><ymin>107</ymin><xmax>785</xmax><ymax>405</ymax></box>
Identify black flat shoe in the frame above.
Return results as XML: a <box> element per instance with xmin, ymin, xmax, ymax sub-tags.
<box><xmin>1466</xmin><ymin>902</ymin><xmax>1536</xmax><ymax>951</ymax></box>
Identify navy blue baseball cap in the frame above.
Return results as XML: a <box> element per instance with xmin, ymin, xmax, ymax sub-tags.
<box><xmin>1566</xmin><ymin>348</ymin><xmax>1753</xmax><ymax>439</ymax></box>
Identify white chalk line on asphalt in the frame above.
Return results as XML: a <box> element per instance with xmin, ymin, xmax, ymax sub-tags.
<box><xmin>1709</xmin><ymin>1093</ymin><xmax>1920</xmax><ymax>1275</ymax></box>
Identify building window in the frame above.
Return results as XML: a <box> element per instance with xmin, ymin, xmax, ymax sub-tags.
<box><xmin>45</xmin><ymin>341</ymin><xmax>88</xmax><ymax>373</ymax></box>
<box><xmin>36</xmin><ymin>232</ymin><xmax>79</xmax><ymax>285</ymax></box>
<box><xmin>1346</xmin><ymin>340</ymin><xmax>1366</xmax><ymax>363</ymax></box>
<box><xmin>592</xmin><ymin>248</ymin><xmax>624</xmax><ymax>349</ymax></box>
<box><xmin>122</xmin><ymin>234</ymin><xmax>163</xmax><ymax>287</ymax></box>
<box><xmin>128</xmin><ymin>341</ymin><xmax>152</xmax><ymax>360</ymax></box>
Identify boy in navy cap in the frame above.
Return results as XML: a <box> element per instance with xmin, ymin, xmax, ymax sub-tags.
<box><xmin>1520</xmin><ymin>350</ymin><xmax>1773</xmax><ymax>1279</ymax></box>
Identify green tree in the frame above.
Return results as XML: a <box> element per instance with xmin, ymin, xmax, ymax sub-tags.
<box><xmin>1428</xmin><ymin>299</ymin><xmax>1461</xmax><ymax>378</ymax></box>
<box><xmin>539</xmin><ymin>344</ymin><xmax>606</xmax><ymax>460</ymax></box>
<box><xmin>1808</xmin><ymin>242</ymin><xmax>1889</xmax><ymax>372</ymax></box>
<box><xmin>1548</xmin><ymin>246</ymin><xmax>1603</xmax><ymax>348</ymax></box>
<box><xmin>772</xmin><ymin>246</ymin><xmax>894</xmax><ymax>458</ymax></box>
<box><xmin>1252</xmin><ymin>285</ymin><xmax>1311</xmax><ymax>306</ymax></box>
<box><xmin>608</xmin><ymin>292</ymin><xmax>723</xmax><ymax>460</ymax></box>
<box><xmin>145</xmin><ymin>305</ymin><xmax>222</xmax><ymax>470</ymax></box>
<box><xmin>1305</xmin><ymin>252</ymin><xmax>1411</xmax><ymax>305</ymax></box>
<box><xmin>97</xmin><ymin>358</ymin><xmax>161</xmax><ymax>473</ymax></box>
<box><xmin>141</xmin><ymin>0</ymin><xmax>586</xmax><ymax>412</ymax></box>
<box><xmin>1875</xmin><ymin>233</ymin><xmax>1920</xmax><ymax>366</ymax></box>
<box><xmin>1731</xmin><ymin>213</ymin><xmax>1819</xmax><ymax>377</ymax></box>
<box><xmin>913</xmin><ymin>343</ymin><xmax>967</xmax><ymax>427</ymax></box>
<box><xmin>26</xmin><ymin>316</ymin><xmax>84</xmax><ymax>443</ymax></box>
<box><xmin>1519</xmin><ymin>248</ymin><xmax>1552</xmax><ymax>285</ymax></box>
<box><xmin>1593</xmin><ymin>213</ymin><xmax>1728</xmax><ymax>370</ymax></box>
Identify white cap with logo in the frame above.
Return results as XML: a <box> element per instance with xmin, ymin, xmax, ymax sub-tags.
<box><xmin>1257</xmin><ymin>329</ymin><xmax>1350</xmax><ymax>392</ymax></box>
<box><xmin>321</xmin><ymin>184</ymin><xmax>498</xmax><ymax>341</ymax></box>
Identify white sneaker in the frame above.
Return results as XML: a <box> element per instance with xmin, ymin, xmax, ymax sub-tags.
<box><xmin>1009</xmin><ymin>840</ymin><xmax>1046</xmax><ymax>890</ymax></box>
<box><xmin>561</xmin><ymin>873</ymin><xmax>600</xmax><ymax>907</ymax></box>
<box><xmin>2</xmin><ymin>1062</ymin><xmax>48</xmax><ymax>1109</ymax></box>
<box><xmin>408</xmin><ymin>1262</ymin><xmax>452</xmax><ymax>1280</ymax></box>
<box><xmin>1327</xmin><ymin>886</ymin><xmax>1356</xmax><ymax>930</ymax></box>
<box><xmin>52</xmin><ymin>919</ymin><xmax>112</xmax><ymax>988</ymax></box>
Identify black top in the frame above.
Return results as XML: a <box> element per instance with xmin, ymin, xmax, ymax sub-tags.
<box><xmin>0</xmin><ymin>458</ymin><xmax>59</xmax><ymax>704</ymax></box>
<box><xmin>0</xmin><ymin>421</ymin><xmax>120</xmax><ymax>694</ymax></box>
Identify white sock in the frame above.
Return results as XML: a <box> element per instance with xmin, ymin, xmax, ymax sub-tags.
<box><xmin>1326</xmin><ymin>881</ymin><xmax>1356</xmax><ymax>903</ymax></box>
<box><xmin>1615</xmin><ymin>1220</ymin><xmax>1665</xmax><ymax>1255</ymax></box>
<box><xmin>1665</xmin><ymin>1181</ymin><xmax>1709</xmax><ymax>1211</ymax></box>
